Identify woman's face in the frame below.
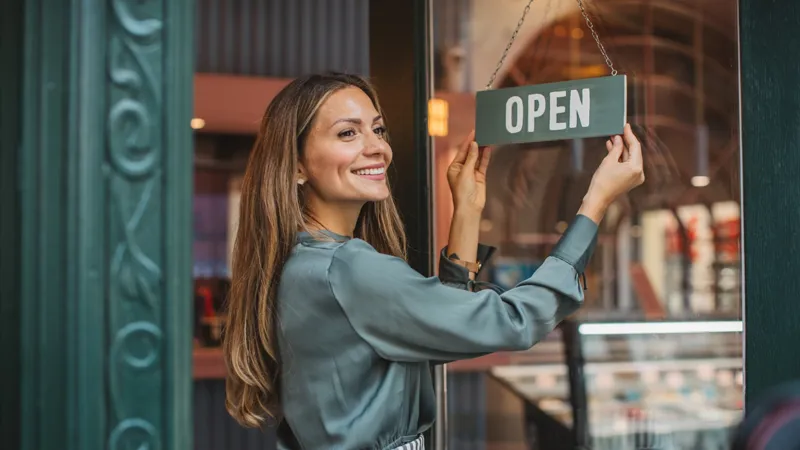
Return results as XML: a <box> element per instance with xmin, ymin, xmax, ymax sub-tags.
<box><xmin>299</xmin><ymin>86</ymin><xmax>392</xmax><ymax>205</ymax></box>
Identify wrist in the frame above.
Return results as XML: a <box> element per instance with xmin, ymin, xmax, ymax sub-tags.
<box><xmin>452</xmin><ymin>205</ymin><xmax>483</xmax><ymax>220</ymax></box>
<box><xmin>578</xmin><ymin>193</ymin><xmax>610</xmax><ymax>224</ymax></box>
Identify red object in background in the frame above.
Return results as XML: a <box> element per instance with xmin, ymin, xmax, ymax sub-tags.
<box><xmin>715</xmin><ymin>218</ymin><xmax>741</xmax><ymax>259</ymax></box>
<box><xmin>666</xmin><ymin>217</ymin><xmax>699</xmax><ymax>261</ymax></box>
<box><xmin>198</xmin><ymin>286</ymin><xmax>215</xmax><ymax>318</ymax></box>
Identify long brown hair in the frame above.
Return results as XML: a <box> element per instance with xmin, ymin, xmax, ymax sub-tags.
<box><xmin>223</xmin><ymin>73</ymin><xmax>407</xmax><ymax>428</ymax></box>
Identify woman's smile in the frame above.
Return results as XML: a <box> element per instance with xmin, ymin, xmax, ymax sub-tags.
<box><xmin>351</xmin><ymin>163</ymin><xmax>386</xmax><ymax>181</ymax></box>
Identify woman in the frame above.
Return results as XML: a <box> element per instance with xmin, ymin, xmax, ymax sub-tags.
<box><xmin>223</xmin><ymin>72</ymin><xmax>644</xmax><ymax>449</ymax></box>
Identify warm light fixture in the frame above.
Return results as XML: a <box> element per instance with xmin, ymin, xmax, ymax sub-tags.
<box><xmin>579</xmin><ymin>320</ymin><xmax>742</xmax><ymax>336</ymax></box>
<box><xmin>428</xmin><ymin>98</ymin><xmax>449</xmax><ymax>137</ymax></box>
<box><xmin>691</xmin><ymin>175</ymin><xmax>710</xmax><ymax>187</ymax></box>
<box><xmin>191</xmin><ymin>118</ymin><xmax>206</xmax><ymax>130</ymax></box>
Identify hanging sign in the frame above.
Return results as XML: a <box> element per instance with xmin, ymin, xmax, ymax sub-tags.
<box><xmin>475</xmin><ymin>75</ymin><xmax>627</xmax><ymax>146</ymax></box>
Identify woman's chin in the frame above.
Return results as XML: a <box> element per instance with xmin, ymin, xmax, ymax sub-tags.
<box><xmin>360</xmin><ymin>187</ymin><xmax>391</xmax><ymax>203</ymax></box>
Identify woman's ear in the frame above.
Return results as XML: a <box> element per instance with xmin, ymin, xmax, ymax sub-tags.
<box><xmin>296</xmin><ymin>164</ymin><xmax>307</xmax><ymax>186</ymax></box>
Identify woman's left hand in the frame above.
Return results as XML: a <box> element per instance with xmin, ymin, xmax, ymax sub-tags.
<box><xmin>447</xmin><ymin>130</ymin><xmax>492</xmax><ymax>214</ymax></box>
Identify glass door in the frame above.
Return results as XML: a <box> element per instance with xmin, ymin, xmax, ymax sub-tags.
<box><xmin>430</xmin><ymin>0</ymin><xmax>742</xmax><ymax>448</ymax></box>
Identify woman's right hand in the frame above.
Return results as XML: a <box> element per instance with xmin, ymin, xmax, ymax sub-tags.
<box><xmin>579</xmin><ymin>123</ymin><xmax>645</xmax><ymax>223</ymax></box>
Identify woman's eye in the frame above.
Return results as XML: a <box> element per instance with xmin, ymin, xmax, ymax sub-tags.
<box><xmin>373</xmin><ymin>126</ymin><xmax>387</xmax><ymax>136</ymax></box>
<box><xmin>338</xmin><ymin>129</ymin><xmax>356</xmax><ymax>138</ymax></box>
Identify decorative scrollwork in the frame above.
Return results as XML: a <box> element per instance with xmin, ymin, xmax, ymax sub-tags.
<box><xmin>106</xmin><ymin>0</ymin><xmax>164</xmax><ymax>447</ymax></box>
<box><xmin>112</xmin><ymin>321</ymin><xmax>162</xmax><ymax>370</ymax></box>
<box><xmin>111</xmin><ymin>0</ymin><xmax>163</xmax><ymax>39</ymax></box>
<box><xmin>109</xmin><ymin>418</ymin><xmax>160</xmax><ymax>450</ymax></box>
<box><xmin>108</xmin><ymin>98</ymin><xmax>158</xmax><ymax>178</ymax></box>
<box><xmin>108</xmin><ymin>321</ymin><xmax>163</xmax><ymax>421</ymax></box>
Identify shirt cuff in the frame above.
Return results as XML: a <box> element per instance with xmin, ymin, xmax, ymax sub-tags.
<box><xmin>438</xmin><ymin>243</ymin><xmax>497</xmax><ymax>287</ymax></box>
<box><xmin>551</xmin><ymin>214</ymin><xmax>599</xmax><ymax>274</ymax></box>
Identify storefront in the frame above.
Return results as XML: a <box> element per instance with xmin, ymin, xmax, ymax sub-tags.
<box><xmin>3</xmin><ymin>0</ymin><xmax>799</xmax><ymax>449</ymax></box>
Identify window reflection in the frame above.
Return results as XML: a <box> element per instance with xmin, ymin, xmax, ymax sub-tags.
<box><xmin>433</xmin><ymin>0</ymin><xmax>742</xmax><ymax>448</ymax></box>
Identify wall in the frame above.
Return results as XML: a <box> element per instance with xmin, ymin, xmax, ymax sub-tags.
<box><xmin>195</xmin><ymin>0</ymin><xmax>370</xmax><ymax>77</ymax></box>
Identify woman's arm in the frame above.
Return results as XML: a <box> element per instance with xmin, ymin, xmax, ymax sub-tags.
<box><xmin>443</xmin><ymin>131</ymin><xmax>492</xmax><ymax>282</ymax></box>
<box><xmin>328</xmin><ymin>214</ymin><xmax>597</xmax><ymax>363</ymax></box>
<box><xmin>444</xmin><ymin>209</ymin><xmax>481</xmax><ymax>279</ymax></box>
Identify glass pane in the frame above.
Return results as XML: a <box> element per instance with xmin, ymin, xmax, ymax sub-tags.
<box><xmin>432</xmin><ymin>0</ymin><xmax>742</xmax><ymax>448</ymax></box>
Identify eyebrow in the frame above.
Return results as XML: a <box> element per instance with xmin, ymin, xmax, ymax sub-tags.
<box><xmin>329</xmin><ymin>115</ymin><xmax>383</xmax><ymax>129</ymax></box>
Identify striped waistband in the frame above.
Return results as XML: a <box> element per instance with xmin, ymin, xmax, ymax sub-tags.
<box><xmin>393</xmin><ymin>435</ymin><xmax>424</xmax><ymax>450</ymax></box>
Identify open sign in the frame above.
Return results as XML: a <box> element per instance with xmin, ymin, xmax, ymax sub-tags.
<box><xmin>475</xmin><ymin>75</ymin><xmax>627</xmax><ymax>146</ymax></box>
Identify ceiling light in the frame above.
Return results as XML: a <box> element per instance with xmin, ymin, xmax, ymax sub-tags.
<box><xmin>191</xmin><ymin>118</ymin><xmax>206</xmax><ymax>130</ymax></box>
<box><xmin>691</xmin><ymin>175</ymin><xmax>710</xmax><ymax>187</ymax></box>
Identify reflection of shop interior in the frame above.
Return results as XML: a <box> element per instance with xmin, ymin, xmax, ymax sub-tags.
<box><xmin>436</xmin><ymin>1</ymin><xmax>742</xmax><ymax>448</ymax></box>
<box><xmin>468</xmin><ymin>0</ymin><xmax>741</xmax><ymax>321</ymax></box>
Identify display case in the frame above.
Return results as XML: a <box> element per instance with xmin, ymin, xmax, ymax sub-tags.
<box><xmin>490</xmin><ymin>323</ymin><xmax>742</xmax><ymax>450</ymax></box>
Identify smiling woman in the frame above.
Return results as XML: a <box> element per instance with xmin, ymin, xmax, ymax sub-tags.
<box><xmin>298</xmin><ymin>86</ymin><xmax>393</xmax><ymax>234</ymax></box>
<box><xmin>222</xmin><ymin>72</ymin><xmax>643</xmax><ymax>450</ymax></box>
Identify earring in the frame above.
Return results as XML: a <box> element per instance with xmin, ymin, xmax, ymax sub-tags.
<box><xmin>297</xmin><ymin>178</ymin><xmax>305</xmax><ymax>186</ymax></box>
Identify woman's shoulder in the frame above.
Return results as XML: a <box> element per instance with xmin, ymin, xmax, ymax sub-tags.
<box><xmin>329</xmin><ymin>238</ymin><xmax>405</xmax><ymax>269</ymax></box>
<box><xmin>289</xmin><ymin>234</ymin><xmax>409</xmax><ymax>288</ymax></box>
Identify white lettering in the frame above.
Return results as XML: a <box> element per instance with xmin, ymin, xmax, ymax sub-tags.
<box><xmin>569</xmin><ymin>88</ymin><xmax>590</xmax><ymax>128</ymax></box>
<box><xmin>505</xmin><ymin>96</ymin><xmax>523</xmax><ymax>134</ymax></box>
<box><xmin>549</xmin><ymin>91</ymin><xmax>567</xmax><ymax>131</ymax></box>
<box><xmin>527</xmin><ymin>94</ymin><xmax>546</xmax><ymax>132</ymax></box>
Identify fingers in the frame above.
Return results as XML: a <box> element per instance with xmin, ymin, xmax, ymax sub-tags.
<box><xmin>623</xmin><ymin>123</ymin><xmax>643</xmax><ymax>167</ymax></box>
<box><xmin>452</xmin><ymin>130</ymin><xmax>475</xmax><ymax>165</ymax></box>
<box><xmin>606</xmin><ymin>139</ymin><xmax>613</xmax><ymax>153</ymax></box>
<box><xmin>477</xmin><ymin>146</ymin><xmax>492</xmax><ymax>176</ymax></box>
<box><xmin>464</xmin><ymin>141</ymin><xmax>480</xmax><ymax>171</ymax></box>
<box><xmin>607</xmin><ymin>135</ymin><xmax>624</xmax><ymax>161</ymax></box>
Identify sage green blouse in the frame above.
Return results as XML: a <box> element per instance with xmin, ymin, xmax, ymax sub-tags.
<box><xmin>275</xmin><ymin>215</ymin><xmax>598</xmax><ymax>449</ymax></box>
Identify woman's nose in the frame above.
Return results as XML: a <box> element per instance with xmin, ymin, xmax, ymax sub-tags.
<box><xmin>363</xmin><ymin>134</ymin><xmax>387</xmax><ymax>155</ymax></box>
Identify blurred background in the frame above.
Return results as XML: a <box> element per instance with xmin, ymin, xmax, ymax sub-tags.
<box><xmin>4</xmin><ymin>0</ymin><xmax>799</xmax><ymax>449</ymax></box>
<box><xmin>190</xmin><ymin>1</ymin><xmax>741</xmax><ymax>448</ymax></box>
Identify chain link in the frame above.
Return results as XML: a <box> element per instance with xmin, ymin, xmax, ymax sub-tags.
<box><xmin>485</xmin><ymin>0</ymin><xmax>618</xmax><ymax>90</ymax></box>
<box><xmin>575</xmin><ymin>0</ymin><xmax>618</xmax><ymax>76</ymax></box>
<box><xmin>485</xmin><ymin>0</ymin><xmax>536</xmax><ymax>90</ymax></box>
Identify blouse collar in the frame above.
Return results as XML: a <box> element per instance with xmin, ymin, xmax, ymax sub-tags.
<box><xmin>296</xmin><ymin>229</ymin><xmax>352</xmax><ymax>244</ymax></box>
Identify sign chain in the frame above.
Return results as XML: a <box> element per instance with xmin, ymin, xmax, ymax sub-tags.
<box><xmin>485</xmin><ymin>0</ymin><xmax>536</xmax><ymax>90</ymax></box>
<box><xmin>575</xmin><ymin>0</ymin><xmax>618</xmax><ymax>76</ymax></box>
<box><xmin>485</xmin><ymin>0</ymin><xmax>618</xmax><ymax>90</ymax></box>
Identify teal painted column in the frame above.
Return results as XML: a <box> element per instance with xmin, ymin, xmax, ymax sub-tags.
<box><xmin>6</xmin><ymin>1</ymin><xmax>195</xmax><ymax>449</ymax></box>
<box><xmin>739</xmin><ymin>0</ymin><xmax>800</xmax><ymax>407</ymax></box>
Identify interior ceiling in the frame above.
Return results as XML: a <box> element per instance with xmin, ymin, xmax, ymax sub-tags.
<box><xmin>486</xmin><ymin>0</ymin><xmax>740</xmax><ymax>238</ymax></box>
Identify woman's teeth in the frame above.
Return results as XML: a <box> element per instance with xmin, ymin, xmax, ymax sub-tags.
<box><xmin>353</xmin><ymin>167</ymin><xmax>385</xmax><ymax>176</ymax></box>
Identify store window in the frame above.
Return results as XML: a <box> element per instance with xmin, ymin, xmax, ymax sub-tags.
<box><xmin>433</xmin><ymin>0</ymin><xmax>742</xmax><ymax>448</ymax></box>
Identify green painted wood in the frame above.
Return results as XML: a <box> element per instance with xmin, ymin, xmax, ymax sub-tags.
<box><xmin>739</xmin><ymin>0</ymin><xmax>800</xmax><ymax>408</ymax></box>
<box><xmin>475</xmin><ymin>75</ymin><xmax>627</xmax><ymax>146</ymax></box>
<box><xmin>19</xmin><ymin>3</ymin><xmax>71</xmax><ymax>447</ymax></box>
<box><xmin>15</xmin><ymin>0</ymin><xmax>195</xmax><ymax>449</ymax></box>
<box><xmin>0</xmin><ymin>0</ymin><xmax>23</xmax><ymax>448</ymax></box>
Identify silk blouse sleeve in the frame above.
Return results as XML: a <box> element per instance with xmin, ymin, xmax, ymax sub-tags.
<box><xmin>436</xmin><ymin>242</ymin><xmax>497</xmax><ymax>291</ymax></box>
<box><xmin>327</xmin><ymin>214</ymin><xmax>598</xmax><ymax>362</ymax></box>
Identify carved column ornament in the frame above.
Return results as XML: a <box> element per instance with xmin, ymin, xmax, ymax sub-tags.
<box><xmin>9</xmin><ymin>1</ymin><xmax>195</xmax><ymax>449</ymax></box>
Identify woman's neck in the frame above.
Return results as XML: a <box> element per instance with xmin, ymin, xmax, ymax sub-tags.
<box><xmin>304</xmin><ymin>197</ymin><xmax>364</xmax><ymax>238</ymax></box>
